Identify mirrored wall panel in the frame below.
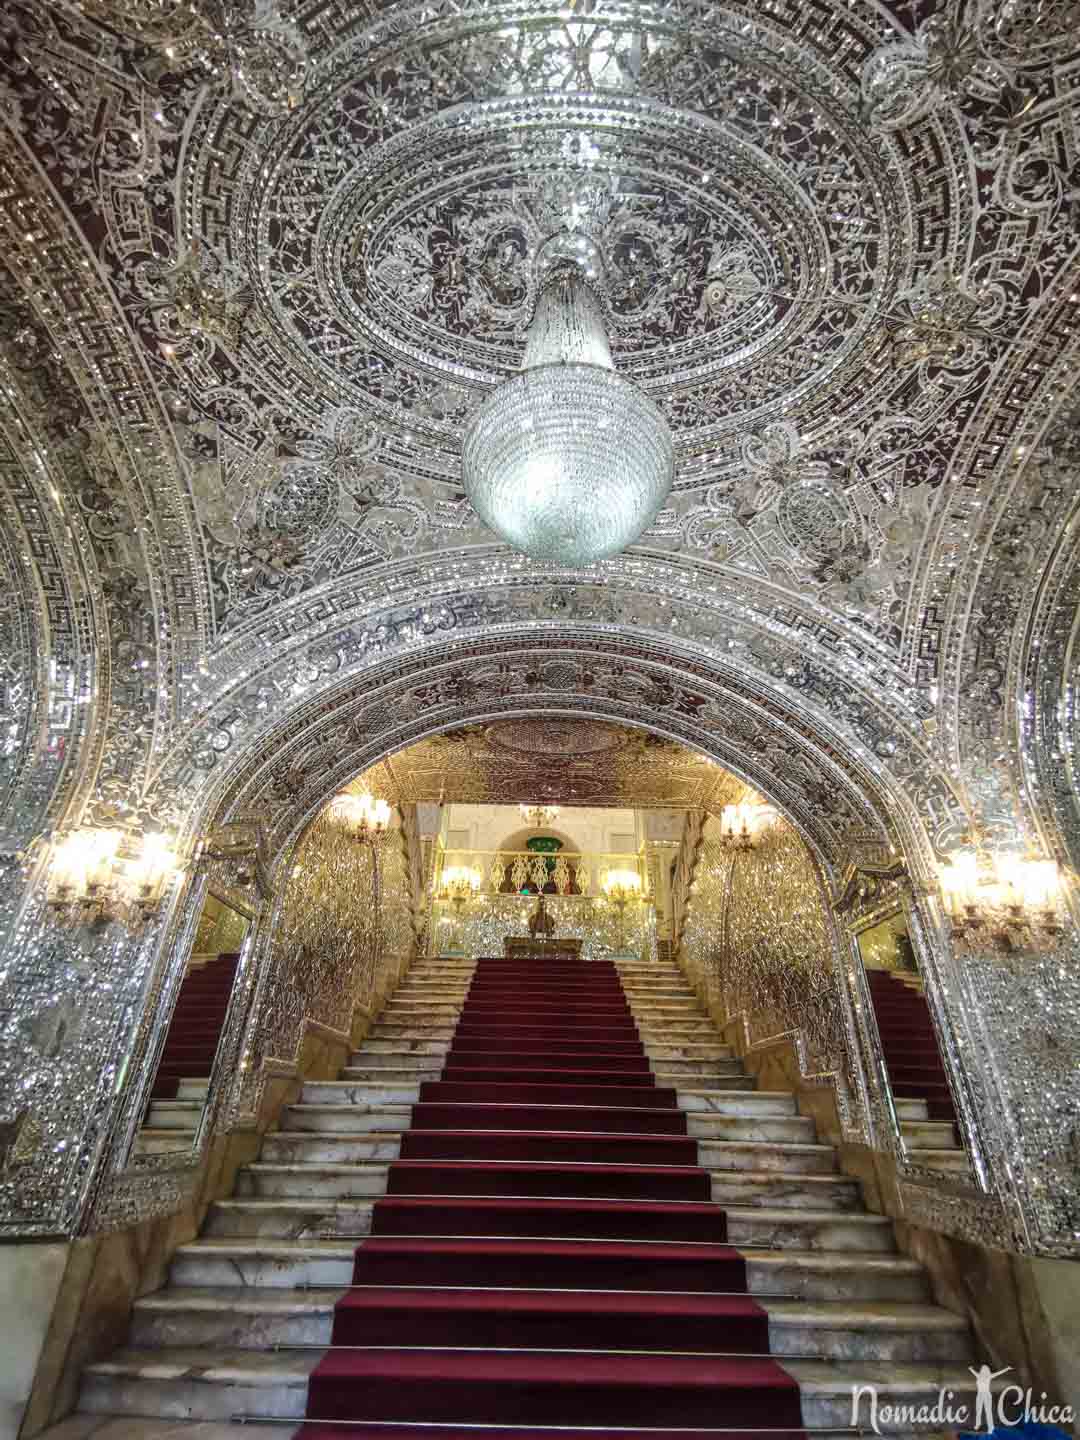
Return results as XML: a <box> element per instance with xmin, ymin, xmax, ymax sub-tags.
<box><xmin>855</xmin><ymin>909</ymin><xmax>971</xmax><ymax>1179</ymax></box>
<box><xmin>134</xmin><ymin>893</ymin><xmax>250</xmax><ymax>1158</ymax></box>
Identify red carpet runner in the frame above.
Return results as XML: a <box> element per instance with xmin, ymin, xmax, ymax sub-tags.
<box><xmin>304</xmin><ymin>957</ymin><xmax>805</xmax><ymax>1436</ymax></box>
<box><xmin>149</xmin><ymin>951</ymin><xmax>239</xmax><ymax>1100</ymax></box>
<box><xmin>866</xmin><ymin>969</ymin><xmax>958</xmax><ymax>1125</ymax></box>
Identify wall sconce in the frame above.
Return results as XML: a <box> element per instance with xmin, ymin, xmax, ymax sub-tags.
<box><xmin>719</xmin><ymin>802</ymin><xmax>777</xmax><ymax>850</ymax></box>
<box><xmin>436</xmin><ymin>865</ymin><xmax>481</xmax><ymax>953</ymax></box>
<box><xmin>330</xmin><ymin>792</ymin><xmax>392</xmax><ymax>844</ymax></box>
<box><xmin>47</xmin><ymin>828</ymin><xmax>180</xmax><ymax>929</ymax></box>
<box><xmin>601</xmin><ymin>867</ymin><xmax>645</xmax><ymax>953</ymax></box>
<box><xmin>939</xmin><ymin>846</ymin><xmax>1066</xmax><ymax>954</ymax></box>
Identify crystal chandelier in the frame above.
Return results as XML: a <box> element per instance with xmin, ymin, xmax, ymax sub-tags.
<box><xmin>329</xmin><ymin>792</ymin><xmax>392</xmax><ymax>843</ymax></box>
<box><xmin>519</xmin><ymin>802</ymin><xmax>561</xmax><ymax>828</ymax></box>
<box><xmin>463</xmin><ymin>238</ymin><xmax>673</xmax><ymax>566</ymax></box>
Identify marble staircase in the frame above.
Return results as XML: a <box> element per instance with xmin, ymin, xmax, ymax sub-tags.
<box><xmin>76</xmin><ymin>952</ymin><xmax>986</xmax><ymax>1435</ymax></box>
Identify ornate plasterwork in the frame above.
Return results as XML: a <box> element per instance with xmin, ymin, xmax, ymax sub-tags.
<box><xmin>358</xmin><ymin>720</ymin><xmax>746</xmax><ymax>814</ymax></box>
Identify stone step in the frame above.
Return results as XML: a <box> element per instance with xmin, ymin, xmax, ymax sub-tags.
<box><xmin>130</xmin><ymin>1286</ymin><xmax>338</xmax><ymax>1349</ymax></box>
<box><xmin>302</xmin><ymin>1080</ymin><xmax>421</xmax><ymax>1105</ymax></box>
<box><xmin>280</xmin><ymin>1103</ymin><xmax>412</xmax><ymax>1134</ymax></box>
<box><xmin>901</xmin><ymin>1120</ymin><xmax>959</xmax><ymax>1149</ymax></box>
<box><xmin>358</xmin><ymin>1038</ymin><xmax>450</xmax><ymax>1056</ymax></box>
<box><xmin>726</xmin><ymin>1207</ymin><xmax>896</xmax><ymax>1253</ymax></box>
<box><xmin>127</xmin><ymin>1286</ymin><xmax>968</xmax><ymax>1363</ymax></box>
<box><xmin>342</xmin><ymin>1066</ymin><xmax>443</xmax><ymax>1084</ymax></box>
<box><xmin>170</xmin><ymin>1239</ymin><xmax>355</xmax><ymax>1289</ymax></box>
<box><xmin>645</xmin><ymin>1043</ymin><xmax>733</xmax><ymax>1061</ymax></box>
<box><xmin>893</xmin><ymin>1097</ymin><xmax>929</xmax><ymax>1120</ymax></box>
<box><xmin>176</xmin><ymin>1079</ymin><xmax>210</xmax><ymax>1101</ymax></box>
<box><xmin>78</xmin><ymin>1348</ymin><xmax>988</xmax><ymax>1428</ymax></box>
<box><xmin>372</xmin><ymin>1024</ymin><xmax>456</xmax><ymax>1040</ymax></box>
<box><xmin>682</xmin><ymin>1092</ymin><xmax>797</xmax><ymax>1119</ymax></box>
<box><xmin>79</xmin><ymin>1346</ymin><xmax>316</xmax><ymax>1420</ymax></box>
<box><xmin>698</xmin><ymin>1139</ymin><xmax>837</xmax><ymax>1174</ymax></box>
<box><xmin>346</xmin><ymin>1052</ymin><xmax>447</xmax><ymax>1070</ymax></box>
<box><xmin>783</xmin><ymin>1360</ymin><xmax>991</xmax><ymax>1430</ymax></box>
<box><xmin>637</xmin><ymin>1020</ymin><xmax>716</xmax><ymax>1036</ymax></box>
<box><xmin>133</xmin><ymin>1130</ymin><xmax>197</xmax><ymax>1156</ymax></box>
<box><xmin>203</xmin><ymin>1197</ymin><xmax>376</xmax><ymax>1239</ymax></box>
<box><xmin>662</xmin><ymin>1073</ymin><xmax>756</xmax><ymax>1091</ymax></box>
<box><xmin>261</xmin><ymin>1131</ymin><xmax>403</xmax><ymax>1164</ymax></box>
<box><xmin>689</xmin><ymin>1112</ymin><xmax>817</xmax><ymax>1143</ymax></box>
<box><xmin>746</xmin><ymin>1250</ymin><xmax>930</xmax><ymax>1303</ymax></box>
<box><xmin>235</xmin><ymin>1164</ymin><xmax>391</xmax><ymax>1200</ymax></box>
<box><xmin>768</xmin><ymin>1301</ymin><xmax>970</xmax><ymax>1362</ymax></box>
<box><xmin>710</xmin><ymin>1171</ymin><xmax>862</xmax><ymax>1211</ymax></box>
<box><xmin>911</xmin><ymin>1149</ymin><xmax>972</xmax><ymax>1176</ymax></box>
<box><xmin>167</xmin><ymin>1238</ymin><xmax>931</xmax><ymax>1304</ymax></box>
<box><xmin>648</xmin><ymin>1058</ymin><xmax>744</xmax><ymax>1077</ymax></box>
<box><xmin>145</xmin><ymin>1101</ymin><xmax>204</xmax><ymax>1130</ymax></box>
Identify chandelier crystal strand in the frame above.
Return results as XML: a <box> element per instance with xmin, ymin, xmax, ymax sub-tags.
<box><xmin>463</xmin><ymin>266</ymin><xmax>674</xmax><ymax>565</ymax></box>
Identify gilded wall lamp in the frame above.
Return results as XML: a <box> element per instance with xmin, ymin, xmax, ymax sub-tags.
<box><xmin>47</xmin><ymin>828</ymin><xmax>181</xmax><ymax>930</ymax></box>
<box><xmin>938</xmin><ymin>838</ymin><xmax>1066</xmax><ymax>955</ymax></box>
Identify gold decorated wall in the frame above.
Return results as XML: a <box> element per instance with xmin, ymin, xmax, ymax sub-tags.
<box><xmin>233</xmin><ymin>807</ymin><xmax>416</xmax><ymax>1117</ymax></box>
<box><xmin>437</xmin><ymin>894</ymin><xmax>657</xmax><ymax>962</ymax></box>
<box><xmin>680</xmin><ymin>814</ymin><xmax>849</xmax><ymax>1081</ymax></box>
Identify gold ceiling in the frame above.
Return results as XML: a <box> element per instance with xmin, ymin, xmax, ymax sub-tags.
<box><xmin>355</xmin><ymin>719</ymin><xmax>744</xmax><ymax>811</ymax></box>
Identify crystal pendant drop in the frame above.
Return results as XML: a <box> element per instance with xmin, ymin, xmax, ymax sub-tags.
<box><xmin>462</xmin><ymin>268</ymin><xmax>673</xmax><ymax>566</ymax></box>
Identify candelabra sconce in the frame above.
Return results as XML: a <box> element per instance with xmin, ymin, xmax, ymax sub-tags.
<box><xmin>329</xmin><ymin>792</ymin><xmax>392</xmax><ymax>845</ymax></box>
<box><xmin>938</xmin><ymin>846</ymin><xmax>1066</xmax><ymax>956</ymax></box>
<box><xmin>436</xmin><ymin>865</ymin><xmax>482</xmax><ymax>954</ymax></box>
<box><xmin>47</xmin><ymin>828</ymin><xmax>181</xmax><ymax>930</ymax></box>
<box><xmin>519</xmin><ymin>802</ymin><xmax>561</xmax><ymax>828</ymax></box>
<box><xmin>718</xmin><ymin>801</ymin><xmax>777</xmax><ymax>851</ymax></box>
<box><xmin>601</xmin><ymin>867</ymin><xmax>645</xmax><ymax>956</ymax></box>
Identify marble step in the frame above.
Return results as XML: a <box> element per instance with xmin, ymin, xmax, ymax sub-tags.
<box><xmin>682</xmin><ymin>1086</ymin><xmax>828</xmax><ymax>1112</ymax></box>
<box><xmin>783</xmin><ymin>1360</ymin><xmax>992</xmax><ymax>1430</ymax></box>
<box><xmin>683</xmin><ymin>1091</ymin><xmax>797</xmax><ymax>1120</ymax></box>
<box><xmin>698</xmin><ymin>1139</ymin><xmax>837</xmax><ymax>1174</ymax></box>
<box><xmin>169</xmin><ymin>1238</ymin><xmax>931</xmax><ymax>1302</ymax></box>
<box><xmin>130</xmin><ymin>1287</ymin><xmax>338</xmax><ymax>1349</ymax></box>
<box><xmin>134</xmin><ymin>1130</ymin><xmax>197</xmax><ymax>1156</ymax></box>
<box><xmin>127</xmin><ymin>1286</ymin><xmax>969</xmax><ymax>1363</ymax></box>
<box><xmin>893</xmin><ymin>1097</ymin><xmax>930</xmax><ymax>1120</ymax></box>
<box><xmin>910</xmin><ymin>1149</ymin><xmax>972</xmax><ymax>1176</ymax></box>
<box><xmin>746</xmin><ymin>1250</ymin><xmax>930</xmax><ymax>1303</ymax></box>
<box><xmin>636</xmin><ymin>1020</ymin><xmax>716</xmax><ymax>1037</ymax></box>
<box><xmin>235</xmin><ymin>1164</ymin><xmax>391</xmax><ymax>1200</ymax></box>
<box><xmin>79</xmin><ymin>1348</ymin><xmax>988</xmax><ymax>1428</ymax></box>
<box><xmin>280</xmin><ymin>1103</ymin><xmax>412</xmax><ymax>1134</ymax></box>
<box><xmin>689</xmin><ymin>1112</ymin><xmax>818</xmax><ymax>1143</ymax></box>
<box><xmin>302</xmin><ymin>1080</ymin><xmax>421</xmax><ymax>1105</ymax></box>
<box><xmin>345</xmin><ymin>1051</ymin><xmax>447</xmax><ymax>1070</ymax></box>
<box><xmin>726</xmin><ymin>1207</ymin><xmax>896</xmax><ymax>1253</ymax></box>
<box><xmin>381</xmin><ymin>1008</ymin><xmax>464</xmax><ymax>1025</ymax></box>
<box><xmin>342</xmin><ymin>1066</ymin><xmax>442</xmax><ymax>1084</ymax></box>
<box><xmin>358</xmin><ymin>1038</ymin><xmax>450</xmax><ymax>1056</ymax></box>
<box><xmin>176</xmin><ymin>1079</ymin><xmax>210</xmax><ymax>1101</ymax></box>
<box><xmin>645</xmin><ymin>1043</ymin><xmax>733</xmax><ymax>1060</ymax></box>
<box><xmin>769</xmin><ymin>1301</ymin><xmax>970</xmax><ymax>1362</ymax></box>
<box><xmin>203</xmin><ymin>1197</ymin><xmax>376</xmax><ymax>1239</ymax></box>
<box><xmin>663</xmin><ymin>1073</ymin><xmax>756</xmax><ymax>1091</ymax></box>
<box><xmin>52</xmin><ymin>1420</ymin><xmax>288</xmax><ymax>1440</ymax></box>
<box><xmin>170</xmin><ymin>1238</ymin><xmax>354</xmax><ymax>1289</ymax></box>
<box><xmin>371</xmin><ymin>1024</ymin><xmax>457</xmax><ymax>1040</ymax></box>
<box><xmin>709</xmin><ymin>1171</ymin><xmax>861</xmax><ymax>1211</ymax></box>
<box><xmin>902</xmin><ymin>1119</ymin><xmax>959</xmax><ymax>1149</ymax></box>
<box><xmin>79</xmin><ymin>1346</ymin><xmax>317</xmax><ymax>1421</ymax></box>
<box><xmin>261</xmin><ymin>1131</ymin><xmax>402</xmax><ymax>1164</ymax></box>
<box><xmin>647</xmin><ymin>1057</ymin><xmax>744</xmax><ymax>1077</ymax></box>
<box><xmin>145</xmin><ymin>1101</ymin><xmax>204</xmax><ymax>1130</ymax></box>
